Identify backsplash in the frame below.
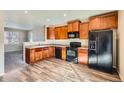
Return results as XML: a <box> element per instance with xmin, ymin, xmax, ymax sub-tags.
<box><xmin>46</xmin><ymin>39</ymin><xmax>88</xmax><ymax>46</ymax></box>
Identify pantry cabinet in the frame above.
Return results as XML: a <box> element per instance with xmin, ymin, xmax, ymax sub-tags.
<box><xmin>80</xmin><ymin>22</ymin><xmax>89</xmax><ymax>39</ymax></box>
<box><xmin>68</xmin><ymin>20</ymin><xmax>81</xmax><ymax>32</ymax></box>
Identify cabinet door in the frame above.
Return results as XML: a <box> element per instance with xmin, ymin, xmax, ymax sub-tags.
<box><xmin>47</xmin><ymin>27</ymin><xmax>55</xmax><ymax>39</ymax></box>
<box><xmin>35</xmin><ymin>48</ymin><xmax>42</xmax><ymax>61</ymax></box>
<box><xmin>72</xmin><ymin>21</ymin><xmax>80</xmax><ymax>32</ymax></box>
<box><xmin>42</xmin><ymin>47</ymin><xmax>49</xmax><ymax>59</ymax></box>
<box><xmin>100</xmin><ymin>13</ymin><xmax>118</xmax><ymax>29</ymax></box>
<box><xmin>60</xmin><ymin>26</ymin><xmax>68</xmax><ymax>39</ymax></box>
<box><xmin>49</xmin><ymin>47</ymin><xmax>55</xmax><ymax>57</ymax></box>
<box><xmin>55</xmin><ymin>27</ymin><xmax>61</xmax><ymax>39</ymax></box>
<box><xmin>62</xmin><ymin>47</ymin><xmax>66</xmax><ymax>60</ymax></box>
<box><xmin>80</xmin><ymin>22</ymin><xmax>89</xmax><ymax>39</ymax></box>
<box><xmin>25</xmin><ymin>48</ymin><xmax>35</xmax><ymax>64</ymax></box>
<box><xmin>30</xmin><ymin>49</ymin><xmax>35</xmax><ymax>63</ymax></box>
<box><xmin>78</xmin><ymin>49</ymin><xmax>88</xmax><ymax>64</ymax></box>
<box><xmin>68</xmin><ymin>23</ymin><xmax>73</xmax><ymax>32</ymax></box>
<box><xmin>89</xmin><ymin>17</ymin><xmax>101</xmax><ymax>31</ymax></box>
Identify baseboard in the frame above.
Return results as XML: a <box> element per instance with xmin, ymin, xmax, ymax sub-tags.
<box><xmin>119</xmin><ymin>72</ymin><xmax>124</xmax><ymax>82</ymax></box>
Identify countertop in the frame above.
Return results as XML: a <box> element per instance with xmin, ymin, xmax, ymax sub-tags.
<box><xmin>25</xmin><ymin>44</ymin><xmax>69</xmax><ymax>49</ymax></box>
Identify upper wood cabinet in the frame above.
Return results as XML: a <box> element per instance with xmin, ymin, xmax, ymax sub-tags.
<box><xmin>100</xmin><ymin>12</ymin><xmax>118</xmax><ymax>29</ymax></box>
<box><xmin>60</xmin><ymin>26</ymin><xmax>68</xmax><ymax>39</ymax></box>
<box><xmin>55</xmin><ymin>27</ymin><xmax>60</xmax><ymax>39</ymax></box>
<box><xmin>55</xmin><ymin>26</ymin><xmax>68</xmax><ymax>39</ymax></box>
<box><xmin>89</xmin><ymin>17</ymin><xmax>101</xmax><ymax>30</ymax></box>
<box><xmin>67</xmin><ymin>20</ymin><xmax>81</xmax><ymax>32</ymax></box>
<box><xmin>89</xmin><ymin>11</ymin><xmax>118</xmax><ymax>31</ymax></box>
<box><xmin>47</xmin><ymin>27</ymin><xmax>55</xmax><ymax>39</ymax></box>
<box><xmin>80</xmin><ymin>22</ymin><xmax>89</xmax><ymax>39</ymax></box>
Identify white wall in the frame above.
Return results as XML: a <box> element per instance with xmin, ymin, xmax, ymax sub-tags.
<box><xmin>118</xmin><ymin>11</ymin><xmax>124</xmax><ymax>81</ymax></box>
<box><xmin>4</xmin><ymin>28</ymin><xmax>28</xmax><ymax>52</ymax></box>
<box><xmin>0</xmin><ymin>11</ymin><xmax>4</xmax><ymax>75</ymax></box>
<box><xmin>31</xmin><ymin>25</ymin><xmax>45</xmax><ymax>42</ymax></box>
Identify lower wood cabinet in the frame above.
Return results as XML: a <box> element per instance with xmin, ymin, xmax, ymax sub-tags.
<box><xmin>49</xmin><ymin>46</ymin><xmax>55</xmax><ymax>57</ymax></box>
<box><xmin>62</xmin><ymin>47</ymin><xmax>66</xmax><ymax>60</ymax></box>
<box><xmin>35</xmin><ymin>48</ymin><xmax>42</xmax><ymax>61</ymax></box>
<box><xmin>42</xmin><ymin>47</ymin><xmax>49</xmax><ymax>59</ymax></box>
<box><xmin>25</xmin><ymin>48</ymin><xmax>35</xmax><ymax>64</ymax></box>
<box><xmin>78</xmin><ymin>49</ymin><xmax>88</xmax><ymax>64</ymax></box>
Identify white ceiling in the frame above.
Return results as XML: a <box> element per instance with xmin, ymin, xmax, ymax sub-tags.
<box><xmin>5</xmin><ymin>10</ymin><xmax>113</xmax><ymax>30</ymax></box>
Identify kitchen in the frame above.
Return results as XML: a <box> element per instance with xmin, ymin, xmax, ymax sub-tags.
<box><xmin>1</xmin><ymin>10</ymin><xmax>123</xmax><ymax>82</ymax></box>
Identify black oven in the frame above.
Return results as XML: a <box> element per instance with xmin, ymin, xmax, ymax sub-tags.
<box><xmin>66</xmin><ymin>42</ymin><xmax>81</xmax><ymax>63</ymax></box>
<box><xmin>68</xmin><ymin>32</ymin><xmax>79</xmax><ymax>38</ymax></box>
<box><xmin>66</xmin><ymin>47</ymin><xmax>78</xmax><ymax>63</ymax></box>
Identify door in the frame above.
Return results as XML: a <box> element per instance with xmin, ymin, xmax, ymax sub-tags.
<box><xmin>88</xmin><ymin>31</ymin><xmax>98</xmax><ymax>67</ymax></box>
<box><xmin>97</xmin><ymin>31</ymin><xmax>113</xmax><ymax>71</ymax></box>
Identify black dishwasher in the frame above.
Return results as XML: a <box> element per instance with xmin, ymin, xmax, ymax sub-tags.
<box><xmin>55</xmin><ymin>47</ymin><xmax>62</xmax><ymax>59</ymax></box>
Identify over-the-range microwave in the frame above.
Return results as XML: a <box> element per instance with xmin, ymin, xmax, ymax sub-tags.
<box><xmin>68</xmin><ymin>32</ymin><xmax>79</xmax><ymax>38</ymax></box>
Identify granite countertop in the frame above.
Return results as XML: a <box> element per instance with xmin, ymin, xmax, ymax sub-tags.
<box><xmin>25</xmin><ymin>44</ymin><xmax>69</xmax><ymax>49</ymax></box>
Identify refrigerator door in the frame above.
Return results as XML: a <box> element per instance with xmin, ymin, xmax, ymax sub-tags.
<box><xmin>97</xmin><ymin>30</ymin><xmax>113</xmax><ymax>72</ymax></box>
<box><xmin>88</xmin><ymin>32</ymin><xmax>98</xmax><ymax>67</ymax></box>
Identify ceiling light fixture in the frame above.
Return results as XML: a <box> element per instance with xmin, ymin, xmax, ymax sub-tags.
<box><xmin>24</xmin><ymin>11</ymin><xmax>28</xmax><ymax>14</ymax></box>
<box><xmin>63</xmin><ymin>13</ymin><xmax>67</xmax><ymax>17</ymax></box>
<box><xmin>46</xmin><ymin>19</ymin><xmax>50</xmax><ymax>22</ymax></box>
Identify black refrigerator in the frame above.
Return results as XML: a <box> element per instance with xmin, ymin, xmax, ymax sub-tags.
<box><xmin>88</xmin><ymin>30</ymin><xmax>116</xmax><ymax>73</ymax></box>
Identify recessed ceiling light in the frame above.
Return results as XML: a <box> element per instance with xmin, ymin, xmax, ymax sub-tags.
<box><xmin>46</xmin><ymin>19</ymin><xmax>50</xmax><ymax>22</ymax></box>
<box><xmin>63</xmin><ymin>13</ymin><xmax>67</xmax><ymax>17</ymax></box>
<box><xmin>24</xmin><ymin>11</ymin><xmax>28</xmax><ymax>14</ymax></box>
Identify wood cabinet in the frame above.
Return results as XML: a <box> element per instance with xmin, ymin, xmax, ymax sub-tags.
<box><xmin>25</xmin><ymin>48</ymin><xmax>35</xmax><ymax>64</ymax></box>
<box><xmin>55</xmin><ymin>26</ymin><xmax>68</xmax><ymax>39</ymax></box>
<box><xmin>89</xmin><ymin>17</ymin><xmax>101</xmax><ymax>30</ymax></box>
<box><xmin>100</xmin><ymin>12</ymin><xmax>118</xmax><ymax>30</ymax></box>
<box><xmin>55</xmin><ymin>27</ymin><xmax>60</xmax><ymax>39</ymax></box>
<box><xmin>78</xmin><ymin>49</ymin><xmax>88</xmax><ymax>64</ymax></box>
<box><xmin>89</xmin><ymin>11</ymin><xmax>118</xmax><ymax>31</ymax></box>
<box><xmin>62</xmin><ymin>47</ymin><xmax>66</xmax><ymax>60</ymax></box>
<box><xmin>68</xmin><ymin>20</ymin><xmax>81</xmax><ymax>32</ymax></box>
<box><xmin>35</xmin><ymin>48</ymin><xmax>42</xmax><ymax>61</ymax></box>
<box><xmin>47</xmin><ymin>27</ymin><xmax>55</xmax><ymax>39</ymax></box>
<box><xmin>49</xmin><ymin>46</ymin><xmax>55</xmax><ymax>57</ymax></box>
<box><xmin>80</xmin><ymin>22</ymin><xmax>89</xmax><ymax>39</ymax></box>
<box><xmin>42</xmin><ymin>47</ymin><xmax>49</xmax><ymax>59</ymax></box>
<box><xmin>60</xmin><ymin>26</ymin><xmax>68</xmax><ymax>39</ymax></box>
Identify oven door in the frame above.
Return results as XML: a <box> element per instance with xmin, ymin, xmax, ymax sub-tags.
<box><xmin>66</xmin><ymin>48</ymin><xmax>78</xmax><ymax>63</ymax></box>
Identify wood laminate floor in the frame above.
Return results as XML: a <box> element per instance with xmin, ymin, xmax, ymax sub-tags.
<box><xmin>0</xmin><ymin>58</ymin><xmax>121</xmax><ymax>82</ymax></box>
<box><xmin>5</xmin><ymin>51</ymin><xmax>27</xmax><ymax>73</ymax></box>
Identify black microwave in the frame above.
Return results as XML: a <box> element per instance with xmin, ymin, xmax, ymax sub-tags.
<box><xmin>68</xmin><ymin>32</ymin><xmax>79</xmax><ymax>38</ymax></box>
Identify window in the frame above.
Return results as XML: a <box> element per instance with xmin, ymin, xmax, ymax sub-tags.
<box><xmin>4</xmin><ymin>31</ymin><xmax>19</xmax><ymax>44</ymax></box>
